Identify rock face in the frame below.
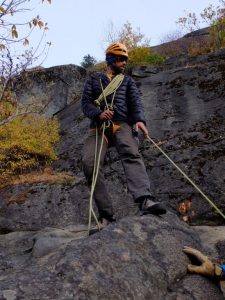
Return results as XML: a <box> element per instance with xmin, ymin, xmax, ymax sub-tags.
<box><xmin>138</xmin><ymin>48</ymin><xmax>225</xmax><ymax>225</ymax></box>
<box><xmin>14</xmin><ymin>64</ymin><xmax>86</xmax><ymax>116</ymax></box>
<box><xmin>0</xmin><ymin>37</ymin><xmax>225</xmax><ymax>299</ymax></box>
<box><xmin>0</xmin><ymin>214</ymin><xmax>223</xmax><ymax>300</ymax></box>
<box><xmin>54</xmin><ymin>47</ymin><xmax>225</xmax><ymax>226</ymax></box>
<box><xmin>192</xmin><ymin>226</ymin><xmax>225</xmax><ymax>260</ymax></box>
<box><xmin>152</xmin><ymin>27</ymin><xmax>211</xmax><ymax>58</ymax></box>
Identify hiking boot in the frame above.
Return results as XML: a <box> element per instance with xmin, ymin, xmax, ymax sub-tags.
<box><xmin>140</xmin><ymin>198</ymin><xmax>167</xmax><ymax>216</ymax></box>
<box><xmin>98</xmin><ymin>218</ymin><xmax>110</xmax><ymax>229</ymax></box>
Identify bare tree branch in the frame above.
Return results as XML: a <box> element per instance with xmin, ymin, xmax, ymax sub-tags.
<box><xmin>0</xmin><ymin>0</ymin><xmax>52</xmax><ymax>126</ymax></box>
<box><xmin>0</xmin><ymin>110</ymin><xmax>39</xmax><ymax>126</ymax></box>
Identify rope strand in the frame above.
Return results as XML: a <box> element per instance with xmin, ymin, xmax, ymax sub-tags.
<box><xmin>88</xmin><ymin>75</ymin><xmax>123</xmax><ymax>235</ymax></box>
<box><xmin>146</xmin><ymin>135</ymin><xmax>225</xmax><ymax>220</ymax></box>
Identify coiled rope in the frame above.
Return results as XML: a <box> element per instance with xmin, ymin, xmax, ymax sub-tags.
<box><xmin>87</xmin><ymin>75</ymin><xmax>124</xmax><ymax>235</ymax></box>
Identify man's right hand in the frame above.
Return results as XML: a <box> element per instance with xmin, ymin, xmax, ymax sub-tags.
<box><xmin>99</xmin><ymin>109</ymin><xmax>114</xmax><ymax>121</ymax></box>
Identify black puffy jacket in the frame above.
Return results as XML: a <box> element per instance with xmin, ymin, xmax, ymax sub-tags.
<box><xmin>81</xmin><ymin>72</ymin><xmax>146</xmax><ymax>128</ymax></box>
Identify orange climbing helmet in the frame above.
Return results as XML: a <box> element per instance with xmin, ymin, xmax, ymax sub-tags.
<box><xmin>106</xmin><ymin>42</ymin><xmax>128</xmax><ymax>57</ymax></box>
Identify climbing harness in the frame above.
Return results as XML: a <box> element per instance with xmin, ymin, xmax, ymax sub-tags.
<box><xmin>146</xmin><ymin>135</ymin><xmax>225</xmax><ymax>220</ymax></box>
<box><xmin>87</xmin><ymin>74</ymin><xmax>124</xmax><ymax>235</ymax></box>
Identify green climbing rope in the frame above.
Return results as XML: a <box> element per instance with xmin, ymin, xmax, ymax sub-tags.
<box><xmin>146</xmin><ymin>135</ymin><xmax>225</xmax><ymax>220</ymax></box>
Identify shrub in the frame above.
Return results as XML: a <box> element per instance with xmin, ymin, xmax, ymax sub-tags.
<box><xmin>188</xmin><ymin>39</ymin><xmax>212</xmax><ymax>57</ymax></box>
<box><xmin>128</xmin><ymin>47</ymin><xmax>165</xmax><ymax>67</ymax></box>
<box><xmin>210</xmin><ymin>17</ymin><xmax>225</xmax><ymax>49</ymax></box>
<box><xmin>156</xmin><ymin>40</ymin><xmax>186</xmax><ymax>58</ymax></box>
<box><xmin>176</xmin><ymin>1</ymin><xmax>225</xmax><ymax>51</ymax></box>
<box><xmin>0</xmin><ymin>114</ymin><xmax>59</xmax><ymax>186</ymax></box>
<box><xmin>128</xmin><ymin>47</ymin><xmax>150</xmax><ymax>66</ymax></box>
<box><xmin>0</xmin><ymin>87</ymin><xmax>17</xmax><ymax>121</ymax></box>
<box><xmin>145</xmin><ymin>53</ymin><xmax>165</xmax><ymax>65</ymax></box>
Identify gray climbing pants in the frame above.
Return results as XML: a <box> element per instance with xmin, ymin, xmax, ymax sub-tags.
<box><xmin>82</xmin><ymin>122</ymin><xmax>151</xmax><ymax>219</ymax></box>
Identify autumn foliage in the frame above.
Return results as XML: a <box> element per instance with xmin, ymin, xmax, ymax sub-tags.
<box><xmin>128</xmin><ymin>47</ymin><xmax>165</xmax><ymax>67</ymax></box>
<box><xmin>0</xmin><ymin>87</ymin><xmax>17</xmax><ymax>120</ymax></box>
<box><xmin>176</xmin><ymin>0</ymin><xmax>225</xmax><ymax>54</ymax></box>
<box><xmin>0</xmin><ymin>0</ymin><xmax>51</xmax><ymax>50</ymax></box>
<box><xmin>0</xmin><ymin>114</ymin><xmax>59</xmax><ymax>187</ymax></box>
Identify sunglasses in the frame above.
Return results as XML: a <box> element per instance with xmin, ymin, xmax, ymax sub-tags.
<box><xmin>116</xmin><ymin>56</ymin><xmax>128</xmax><ymax>62</ymax></box>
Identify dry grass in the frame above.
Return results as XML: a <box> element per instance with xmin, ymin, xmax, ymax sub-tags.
<box><xmin>1</xmin><ymin>167</ymin><xmax>76</xmax><ymax>189</ymax></box>
<box><xmin>7</xmin><ymin>192</ymin><xmax>29</xmax><ymax>206</ymax></box>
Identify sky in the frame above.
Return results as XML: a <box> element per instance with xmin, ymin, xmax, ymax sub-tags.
<box><xmin>29</xmin><ymin>0</ymin><xmax>222</xmax><ymax>68</ymax></box>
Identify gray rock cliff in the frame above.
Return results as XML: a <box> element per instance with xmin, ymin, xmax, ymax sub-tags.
<box><xmin>0</xmin><ymin>37</ymin><xmax>225</xmax><ymax>299</ymax></box>
<box><xmin>14</xmin><ymin>64</ymin><xmax>86</xmax><ymax>116</ymax></box>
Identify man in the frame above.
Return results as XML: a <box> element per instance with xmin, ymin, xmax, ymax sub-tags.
<box><xmin>81</xmin><ymin>42</ymin><xmax>166</xmax><ymax>228</ymax></box>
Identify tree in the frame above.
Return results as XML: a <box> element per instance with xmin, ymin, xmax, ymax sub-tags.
<box><xmin>0</xmin><ymin>0</ymin><xmax>52</xmax><ymax>125</ymax></box>
<box><xmin>118</xmin><ymin>21</ymin><xmax>150</xmax><ymax>50</ymax></box>
<box><xmin>176</xmin><ymin>0</ymin><xmax>225</xmax><ymax>49</ymax></box>
<box><xmin>0</xmin><ymin>0</ymin><xmax>51</xmax><ymax>48</ymax></box>
<box><xmin>104</xmin><ymin>20</ymin><xmax>150</xmax><ymax>51</ymax></box>
<box><xmin>0</xmin><ymin>1</ymin><xmax>59</xmax><ymax>185</ymax></box>
<box><xmin>159</xmin><ymin>30</ymin><xmax>183</xmax><ymax>44</ymax></box>
<box><xmin>81</xmin><ymin>54</ymin><xmax>97</xmax><ymax>69</ymax></box>
<box><xmin>157</xmin><ymin>30</ymin><xmax>187</xmax><ymax>57</ymax></box>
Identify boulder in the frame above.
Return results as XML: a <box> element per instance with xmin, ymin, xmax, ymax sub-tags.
<box><xmin>0</xmin><ymin>214</ymin><xmax>223</xmax><ymax>300</ymax></box>
<box><xmin>0</xmin><ymin>181</ymin><xmax>90</xmax><ymax>231</ymax></box>
<box><xmin>14</xmin><ymin>64</ymin><xmax>86</xmax><ymax>116</ymax></box>
<box><xmin>192</xmin><ymin>226</ymin><xmax>225</xmax><ymax>260</ymax></box>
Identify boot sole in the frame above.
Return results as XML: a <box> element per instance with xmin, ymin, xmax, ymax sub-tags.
<box><xmin>89</xmin><ymin>227</ymin><xmax>103</xmax><ymax>236</ymax></box>
<box><xmin>141</xmin><ymin>203</ymin><xmax>167</xmax><ymax>216</ymax></box>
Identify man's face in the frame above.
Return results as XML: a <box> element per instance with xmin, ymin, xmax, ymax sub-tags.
<box><xmin>111</xmin><ymin>55</ymin><xmax>128</xmax><ymax>74</ymax></box>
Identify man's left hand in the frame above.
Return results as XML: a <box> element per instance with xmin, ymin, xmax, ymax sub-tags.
<box><xmin>135</xmin><ymin>122</ymin><xmax>149</xmax><ymax>138</ymax></box>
